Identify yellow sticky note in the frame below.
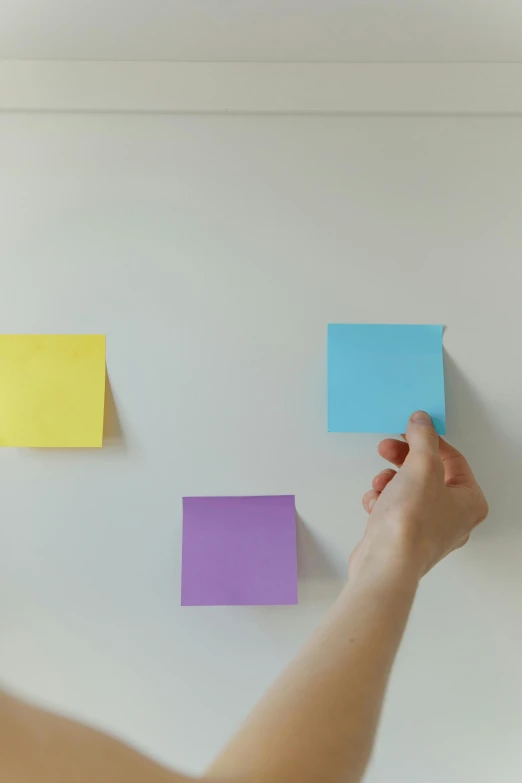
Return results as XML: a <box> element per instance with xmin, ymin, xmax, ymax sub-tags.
<box><xmin>0</xmin><ymin>334</ymin><xmax>106</xmax><ymax>447</ymax></box>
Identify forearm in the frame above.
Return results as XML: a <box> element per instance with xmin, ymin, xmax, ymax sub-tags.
<box><xmin>0</xmin><ymin>689</ymin><xmax>190</xmax><ymax>783</ymax></box>
<box><xmin>208</xmin><ymin>560</ymin><xmax>419</xmax><ymax>783</ymax></box>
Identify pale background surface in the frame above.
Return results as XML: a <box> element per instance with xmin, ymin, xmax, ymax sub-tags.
<box><xmin>3</xmin><ymin>0</ymin><xmax>522</xmax><ymax>62</ymax></box>
<box><xmin>1</xmin><ymin>113</ymin><xmax>521</xmax><ymax>781</ymax></box>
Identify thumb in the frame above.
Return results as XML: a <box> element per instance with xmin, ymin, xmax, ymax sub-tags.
<box><xmin>405</xmin><ymin>410</ymin><xmax>440</xmax><ymax>457</ymax></box>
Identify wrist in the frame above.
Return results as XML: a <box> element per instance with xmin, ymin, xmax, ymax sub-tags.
<box><xmin>348</xmin><ymin>523</ymin><xmax>423</xmax><ymax>591</ymax></box>
<box><xmin>338</xmin><ymin>543</ymin><xmax>419</xmax><ymax>630</ymax></box>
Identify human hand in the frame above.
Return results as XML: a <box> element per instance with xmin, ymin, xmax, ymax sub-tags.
<box><xmin>350</xmin><ymin>411</ymin><xmax>488</xmax><ymax>581</ymax></box>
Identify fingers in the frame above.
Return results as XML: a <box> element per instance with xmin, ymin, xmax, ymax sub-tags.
<box><xmin>372</xmin><ymin>468</ymin><xmax>396</xmax><ymax>492</ymax></box>
<box><xmin>381</xmin><ymin>423</ymin><xmax>475</xmax><ymax>487</ymax></box>
<box><xmin>363</xmin><ymin>469</ymin><xmax>397</xmax><ymax>513</ymax></box>
<box><xmin>362</xmin><ymin>489</ymin><xmax>379</xmax><ymax>514</ymax></box>
<box><xmin>378</xmin><ymin>438</ymin><xmax>409</xmax><ymax>467</ymax></box>
<box><xmin>404</xmin><ymin>411</ymin><xmax>440</xmax><ymax>458</ymax></box>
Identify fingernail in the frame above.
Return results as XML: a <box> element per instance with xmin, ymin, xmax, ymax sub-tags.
<box><xmin>412</xmin><ymin>410</ymin><xmax>432</xmax><ymax>425</ymax></box>
<box><xmin>368</xmin><ymin>497</ymin><xmax>376</xmax><ymax>512</ymax></box>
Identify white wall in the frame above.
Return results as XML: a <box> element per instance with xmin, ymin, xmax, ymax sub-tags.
<box><xmin>4</xmin><ymin>0</ymin><xmax>522</xmax><ymax>62</ymax></box>
<box><xmin>0</xmin><ymin>111</ymin><xmax>521</xmax><ymax>781</ymax></box>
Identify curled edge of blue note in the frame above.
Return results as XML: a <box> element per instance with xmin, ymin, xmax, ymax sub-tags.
<box><xmin>327</xmin><ymin>323</ymin><xmax>446</xmax><ymax>435</ymax></box>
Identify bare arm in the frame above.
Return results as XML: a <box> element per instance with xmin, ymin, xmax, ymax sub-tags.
<box><xmin>0</xmin><ymin>570</ymin><xmax>415</xmax><ymax>783</ymax></box>
<box><xmin>208</xmin><ymin>559</ymin><xmax>418</xmax><ymax>783</ymax></box>
<box><xmin>0</xmin><ymin>688</ymin><xmax>193</xmax><ymax>783</ymax></box>
<box><xmin>208</xmin><ymin>411</ymin><xmax>488</xmax><ymax>783</ymax></box>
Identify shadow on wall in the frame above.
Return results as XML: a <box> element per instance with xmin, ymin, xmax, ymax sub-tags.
<box><xmin>444</xmin><ymin>353</ymin><xmax>520</xmax><ymax>539</ymax></box>
<box><xmin>103</xmin><ymin>371</ymin><xmax>125</xmax><ymax>449</ymax></box>
<box><xmin>296</xmin><ymin>514</ymin><xmax>345</xmax><ymax>601</ymax></box>
<box><xmin>250</xmin><ymin>516</ymin><xmax>345</xmax><ymax>634</ymax></box>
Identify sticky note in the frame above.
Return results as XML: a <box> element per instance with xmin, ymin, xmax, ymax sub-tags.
<box><xmin>181</xmin><ymin>495</ymin><xmax>298</xmax><ymax>606</ymax></box>
<box><xmin>0</xmin><ymin>334</ymin><xmax>106</xmax><ymax>447</ymax></box>
<box><xmin>328</xmin><ymin>324</ymin><xmax>445</xmax><ymax>434</ymax></box>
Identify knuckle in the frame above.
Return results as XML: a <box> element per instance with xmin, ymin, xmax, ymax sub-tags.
<box><xmin>475</xmin><ymin>496</ymin><xmax>489</xmax><ymax>525</ymax></box>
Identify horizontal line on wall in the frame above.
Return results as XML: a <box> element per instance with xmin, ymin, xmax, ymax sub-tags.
<box><xmin>2</xmin><ymin>62</ymin><xmax>522</xmax><ymax>114</ymax></box>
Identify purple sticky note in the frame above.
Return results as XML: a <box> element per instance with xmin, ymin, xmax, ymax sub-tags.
<box><xmin>181</xmin><ymin>495</ymin><xmax>298</xmax><ymax>606</ymax></box>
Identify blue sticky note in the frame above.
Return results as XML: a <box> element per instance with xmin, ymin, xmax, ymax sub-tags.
<box><xmin>328</xmin><ymin>324</ymin><xmax>446</xmax><ymax>434</ymax></box>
